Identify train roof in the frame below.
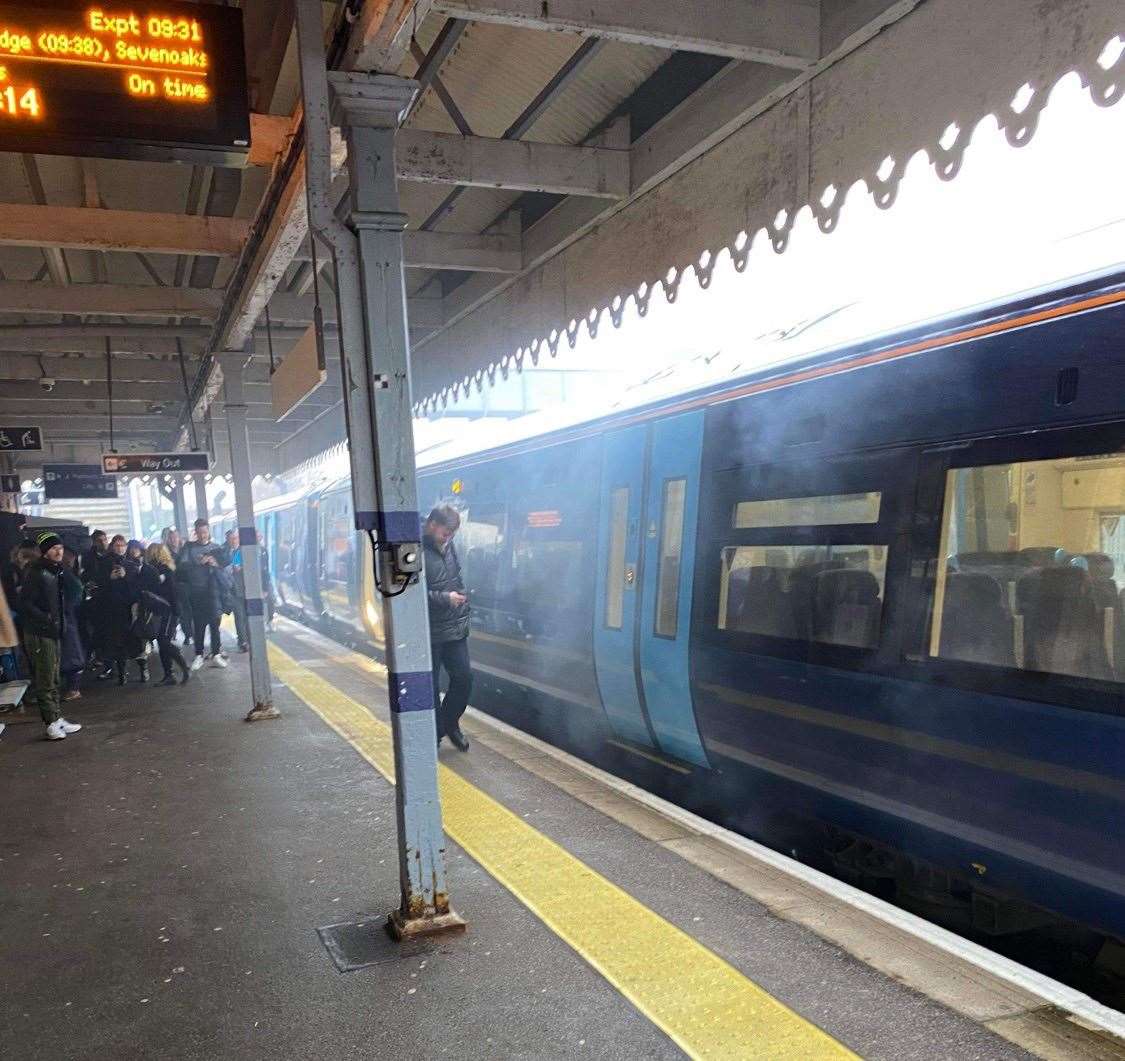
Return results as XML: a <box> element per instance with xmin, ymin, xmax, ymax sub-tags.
<box><xmin>416</xmin><ymin>262</ymin><xmax>1125</xmax><ymax>471</ymax></box>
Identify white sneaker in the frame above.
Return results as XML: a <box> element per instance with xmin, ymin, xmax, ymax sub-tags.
<box><xmin>59</xmin><ymin>718</ymin><xmax>82</xmax><ymax>734</ymax></box>
<box><xmin>46</xmin><ymin>720</ymin><xmax>67</xmax><ymax>740</ymax></box>
<box><xmin>190</xmin><ymin>656</ymin><xmax>205</xmax><ymax>672</ymax></box>
<box><xmin>0</xmin><ymin>722</ymin><xmax>5</xmax><ymax>738</ymax></box>
<box><xmin>210</xmin><ymin>654</ymin><xmax>228</xmax><ymax>669</ymax></box>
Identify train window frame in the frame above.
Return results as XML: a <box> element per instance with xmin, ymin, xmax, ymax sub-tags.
<box><xmin>905</xmin><ymin>423</ymin><xmax>1125</xmax><ymax>716</ymax></box>
<box><xmin>733</xmin><ymin>491</ymin><xmax>882</xmax><ymax>529</ymax></box>
<box><xmin>698</xmin><ymin>448</ymin><xmax>916</xmax><ymax>670</ymax></box>
<box><xmin>605</xmin><ymin>486</ymin><xmax>630</xmax><ymax>630</ymax></box>
<box><xmin>654</xmin><ymin>477</ymin><xmax>687</xmax><ymax>639</ymax></box>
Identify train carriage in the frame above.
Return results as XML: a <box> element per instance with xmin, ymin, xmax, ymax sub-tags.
<box><xmin>263</xmin><ymin>271</ymin><xmax>1125</xmax><ymax>950</ymax></box>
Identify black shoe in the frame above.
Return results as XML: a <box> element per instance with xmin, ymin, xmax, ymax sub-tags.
<box><xmin>97</xmin><ymin>664</ymin><xmax>114</xmax><ymax>681</ymax></box>
<box><xmin>448</xmin><ymin>728</ymin><xmax>470</xmax><ymax>753</ymax></box>
<box><xmin>116</xmin><ymin>665</ymin><xmax>127</xmax><ymax>686</ymax></box>
<box><xmin>156</xmin><ymin>675</ymin><xmax>177</xmax><ymax>687</ymax></box>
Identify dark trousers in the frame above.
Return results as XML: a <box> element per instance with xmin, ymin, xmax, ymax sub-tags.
<box><xmin>432</xmin><ymin>637</ymin><xmax>472</xmax><ymax>737</ymax></box>
<box><xmin>178</xmin><ymin>593</ymin><xmax>194</xmax><ymax>644</ymax></box>
<box><xmin>190</xmin><ymin>594</ymin><xmax>222</xmax><ymax>657</ymax></box>
<box><xmin>157</xmin><ymin>636</ymin><xmax>187</xmax><ymax>679</ymax></box>
<box><xmin>232</xmin><ymin>594</ymin><xmax>248</xmax><ymax>648</ymax></box>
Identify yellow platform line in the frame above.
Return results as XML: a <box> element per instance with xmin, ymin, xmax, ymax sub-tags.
<box><xmin>269</xmin><ymin>642</ymin><xmax>855</xmax><ymax>1060</ymax></box>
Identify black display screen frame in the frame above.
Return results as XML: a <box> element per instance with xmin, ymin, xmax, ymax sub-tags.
<box><xmin>0</xmin><ymin>0</ymin><xmax>250</xmax><ymax>165</ymax></box>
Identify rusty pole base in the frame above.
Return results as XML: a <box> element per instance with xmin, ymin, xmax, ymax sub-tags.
<box><xmin>386</xmin><ymin>908</ymin><xmax>467</xmax><ymax>942</ymax></box>
<box><xmin>245</xmin><ymin>703</ymin><xmax>281</xmax><ymax>723</ymax></box>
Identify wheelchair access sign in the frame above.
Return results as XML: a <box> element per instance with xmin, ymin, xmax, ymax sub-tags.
<box><xmin>0</xmin><ymin>426</ymin><xmax>42</xmax><ymax>451</ymax></box>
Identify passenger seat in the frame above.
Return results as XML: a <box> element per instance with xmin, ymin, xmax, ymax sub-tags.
<box><xmin>734</xmin><ymin>566</ymin><xmax>796</xmax><ymax>638</ymax></box>
<box><xmin>939</xmin><ymin>573</ymin><xmax>1014</xmax><ymax>667</ymax></box>
<box><xmin>811</xmin><ymin>569</ymin><xmax>881</xmax><ymax>648</ymax></box>
<box><xmin>1023</xmin><ymin>567</ymin><xmax>1112</xmax><ymax>680</ymax></box>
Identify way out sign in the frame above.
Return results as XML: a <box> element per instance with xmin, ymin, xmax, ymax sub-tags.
<box><xmin>102</xmin><ymin>452</ymin><xmax>210</xmax><ymax>474</ymax></box>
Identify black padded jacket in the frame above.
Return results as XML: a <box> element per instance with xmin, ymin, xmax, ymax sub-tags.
<box><xmin>18</xmin><ymin>558</ymin><xmax>64</xmax><ymax>640</ymax></box>
<box><xmin>424</xmin><ymin>535</ymin><xmax>470</xmax><ymax>643</ymax></box>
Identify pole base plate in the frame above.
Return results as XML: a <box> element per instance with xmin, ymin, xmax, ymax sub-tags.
<box><xmin>245</xmin><ymin>704</ymin><xmax>281</xmax><ymax>723</ymax></box>
<box><xmin>386</xmin><ymin>908</ymin><xmax>467</xmax><ymax>942</ymax></box>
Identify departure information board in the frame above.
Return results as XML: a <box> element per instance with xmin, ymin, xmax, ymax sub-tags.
<box><xmin>0</xmin><ymin>1</ymin><xmax>249</xmax><ymax>164</ymax></box>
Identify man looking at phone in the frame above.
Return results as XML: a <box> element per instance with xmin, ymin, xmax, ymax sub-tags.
<box><xmin>423</xmin><ymin>505</ymin><xmax>472</xmax><ymax>752</ymax></box>
<box><xmin>178</xmin><ymin>518</ymin><xmax>229</xmax><ymax>670</ymax></box>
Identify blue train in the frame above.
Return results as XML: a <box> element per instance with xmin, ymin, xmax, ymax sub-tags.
<box><xmin>226</xmin><ymin>271</ymin><xmax>1125</xmax><ymax>954</ymax></box>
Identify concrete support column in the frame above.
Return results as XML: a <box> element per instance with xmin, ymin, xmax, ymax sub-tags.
<box><xmin>220</xmin><ymin>354</ymin><xmax>279</xmax><ymax>723</ymax></box>
<box><xmin>193</xmin><ymin>474</ymin><xmax>208</xmax><ymax>523</ymax></box>
<box><xmin>297</xmin><ymin>0</ymin><xmax>463</xmax><ymax>940</ymax></box>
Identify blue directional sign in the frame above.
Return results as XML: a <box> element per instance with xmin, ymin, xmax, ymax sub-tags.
<box><xmin>44</xmin><ymin>463</ymin><xmax>118</xmax><ymax>500</ymax></box>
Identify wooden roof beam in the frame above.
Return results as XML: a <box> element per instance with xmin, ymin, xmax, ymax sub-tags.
<box><xmin>0</xmin><ymin>204</ymin><xmax>249</xmax><ymax>258</ymax></box>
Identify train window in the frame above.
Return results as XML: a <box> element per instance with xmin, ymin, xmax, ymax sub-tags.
<box><xmin>928</xmin><ymin>455</ymin><xmax>1124</xmax><ymax>681</ymax></box>
<box><xmin>605</xmin><ymin>486</ymin><xmax>629</xmax><ymax>629</ymax></box>
<box><xmin>718</xmin><ymin>544</ymin><xmax>888</xmax><ymax>649</ymax></box>
<box><xmin>734</xmin><ymin>491</ymin><xmax>881</xmax><ymax>529</ymax></box>
<box><xmin>512</xmin><ymin>508</ymin><xmax>585</xmax><ymax>636</ymax></box>
<box><xmin>655</xmin><ymin>479</ymin><xmax>686</xmax><ymax>637</ymax></box>
<box><xmin>462</xmin><ymin>506</ymin><xmax>506</xmax><ymax>601</ymax></box>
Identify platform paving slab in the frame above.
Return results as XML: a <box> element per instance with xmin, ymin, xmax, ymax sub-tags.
<box><xmin>0</xmin><ymin>660</ymin><xmax>674</xmax><ymax>1060</ymax></box>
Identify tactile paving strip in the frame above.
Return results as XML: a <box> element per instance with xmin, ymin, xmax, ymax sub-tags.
<box><xmin>270</xmin><ymin>643</ymin><xmax>855</xmax><ymax>1060</ymax></box>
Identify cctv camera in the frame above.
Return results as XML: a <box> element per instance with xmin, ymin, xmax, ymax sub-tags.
<box><xmin>39</xmin><ymin>377</ymin><xmax>56</xmax><ymax>392</ymax></box>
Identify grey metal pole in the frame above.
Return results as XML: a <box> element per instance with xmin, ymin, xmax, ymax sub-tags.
<box><xmin>171</xmin><ymin>480</ymin><xmax>188</xmax><ymax>536</ymax></box>
<box><xmin>193</xmin><ymin>474</ymin><xmax>209</xmax><ymax>522</ymax></box>
<box><xmin>220</xmin><ymin>353</ymin><xmax>279</xmax><ymax>723</ymax></box>
<box><xmin>311</xmin><ymin>66</ymin><xmax>464</xmax><ymax>939</ymax></box>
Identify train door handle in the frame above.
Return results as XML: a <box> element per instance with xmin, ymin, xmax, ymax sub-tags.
<box><xmin>624</xmin><ymin>565</ymin><xmax>636</xmax><ymax>585</ymax></box>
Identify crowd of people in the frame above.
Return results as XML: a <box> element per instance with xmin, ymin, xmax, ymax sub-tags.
<box><xmin>0</xmin><ymin>518</ymin><xmax>274</xmax><ymax>742</ymax></box>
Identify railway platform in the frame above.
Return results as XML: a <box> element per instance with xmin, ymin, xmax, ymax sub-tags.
<box><xmin>1</xmin><ymin>619</ymin><xmax>1122</xmax><ymax>1061</ymax></box>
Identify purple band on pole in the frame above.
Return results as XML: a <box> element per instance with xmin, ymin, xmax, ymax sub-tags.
<box><xmin>388</xmin><ymin>670</ymin><xmax>434</xmax><ymax>714</ymax></box>
<box><xmin>376</xmin><ymin>511</ymin><xmax>420</xmax><ymax>542</ymax></box>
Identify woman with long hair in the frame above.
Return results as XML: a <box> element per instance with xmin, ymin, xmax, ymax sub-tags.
<box><xmin>141</xmin><ymin>543</ymin><xmax>189</xmax><ymax>685</ymax></box>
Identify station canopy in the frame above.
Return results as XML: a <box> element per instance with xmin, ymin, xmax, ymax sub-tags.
<box><xmin>0</xmin><ymin>0</ymin><xmax>1120</xmax><ymax>477</ymax></box>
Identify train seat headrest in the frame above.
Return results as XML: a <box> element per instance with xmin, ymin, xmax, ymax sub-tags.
<box><xmin>945</xmin><ymin>572</ymin><xmax>1005</xmax><ymax>611</ymax></box>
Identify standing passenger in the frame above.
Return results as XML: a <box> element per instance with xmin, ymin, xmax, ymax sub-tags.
<box><xmin>59</xmin><ymin>547</ymin><xmax>86</xmax><ymax>701</ymax></box>
<box><xmin>0</xmin><ymin>577</ymin><xmax>18</xmax><ymax>684</ymax></box>
<box><xmin>423</xmin><ymin>506</ymin><xmax>472</xmax><ymax>752</ymax></box>
<box><xmin>178</xmin><ymin>518</ymin><xmax>229</xmax><ymax>670</ymax></box>
<box><xmin>101</xmin><ymin>536</ymin><xmax>146</xmax><ymax>685</ymax></box>
<box><xmin>141</xmin><ymin>544</ymin><xmax>190</xmax><ymax>685</ymax></box>
<box><xmin>81</xmin><ymin>530</ymin><xmax>108</xmax><ymax>582</ymax></box>
<box><xmin>224</xmin><ymin>529</ymin><xmax>250</xmax><ymax>652</ymax></box>
<box><xmin>163</xmin><ymin>528</ymin><xmax>192</xmax><ymax>648</ymax></box>
<box><xmin>18</xmin><ymin>533</ymin><xmax>82</xmax><ymax>741</ymax></box>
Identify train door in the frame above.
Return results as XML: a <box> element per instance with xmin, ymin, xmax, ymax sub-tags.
<box><xmin>593</xmin><ymin>425</ymin><xmax>654</xmax><ymax>747</ymax></box>
<box><xmin>638</xmin><ymin>413</ymin><xmax>710</xmax><ymax>766</ymax></box>
<box><xmin>593</xmin><ymin>415</ymin><xmax>710</xmax><ymax>766</ymax></box>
